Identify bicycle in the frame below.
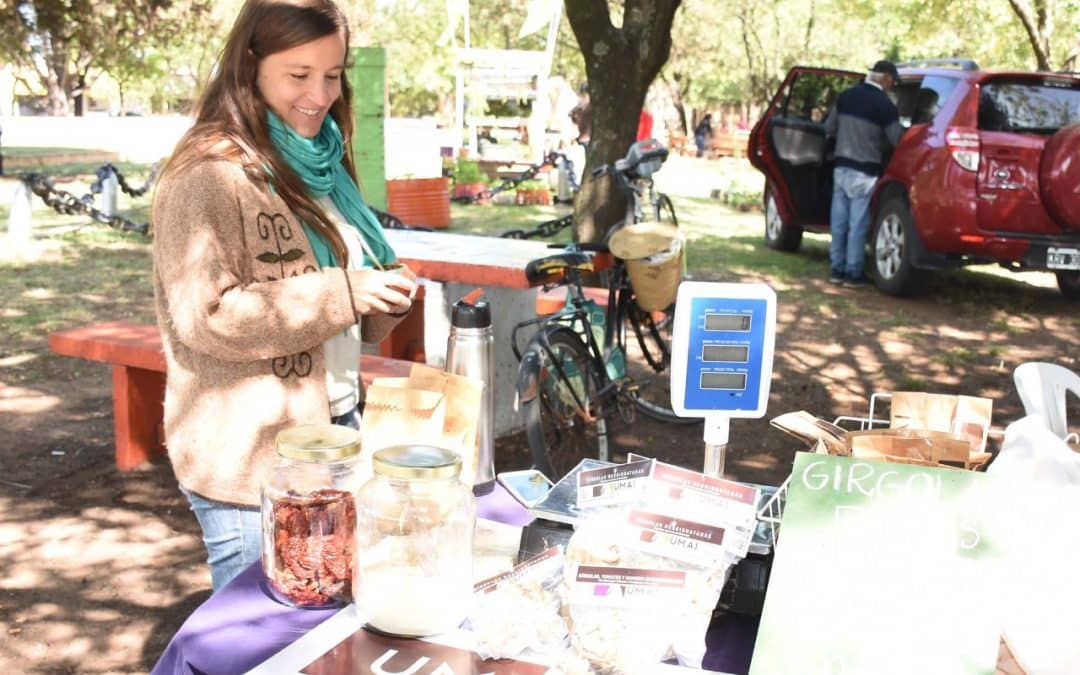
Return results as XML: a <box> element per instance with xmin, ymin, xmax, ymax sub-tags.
<box><xmin>511</xmin><ymin>138</ymin><xmax>696</xmax><ymax>480</ymax></box>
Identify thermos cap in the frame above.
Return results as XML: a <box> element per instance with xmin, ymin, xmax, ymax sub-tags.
<box><xmin>451</xmin><ymin>297</ymin><xmax>491</xmax><ymax>329</ymax></box>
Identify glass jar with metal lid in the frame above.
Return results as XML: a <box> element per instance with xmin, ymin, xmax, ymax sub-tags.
<box><xmin>354</xmin><ymin>445</ymin><xmax>476</xmax><ymax>637</ymax></box>
<box><xmin>261</xmin><ymin>424</ymin><xmax>363</xmax><ymax>609</ymax></box>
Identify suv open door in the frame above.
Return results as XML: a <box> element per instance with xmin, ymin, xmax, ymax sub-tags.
<box><xmin>749</xmin><ymin>67</ymin><xmax>863</xmax><ymax>250</ymax></box>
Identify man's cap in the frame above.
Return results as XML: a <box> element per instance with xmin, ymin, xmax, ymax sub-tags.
<box><xmin>871</xmin><ymin>60</ymin><xmax>900</xmax><ymax>79</ymax></box>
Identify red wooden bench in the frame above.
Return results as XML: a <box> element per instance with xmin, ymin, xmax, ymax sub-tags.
<box><xmin>535</xmin><ymin>286</ymin><xmax>609</xmax><ymax>315</ymax></box>
<box><xmin>48</xmin><ymin>321</ymin><xmax>415</xmax><ymax>471</ymax></box>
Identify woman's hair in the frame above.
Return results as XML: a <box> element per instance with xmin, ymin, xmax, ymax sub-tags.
<box><xmin>158</xmin><ymin>0</ymin><xmax>356</xmax><ymax>265</ymax></box>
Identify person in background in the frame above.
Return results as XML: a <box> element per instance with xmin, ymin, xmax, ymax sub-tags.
<box><xmin>151</xmin><ymin>0</ymin><xmax>416</xmax><ymax>591</ymax></box>
<box><xmin>569</xmin><ymin>82</ymin><xmax>592</xmax><ymax>145</ymax></box>
<box><xmin>637</xmin><ymin>107</ymin><xmax>654</xmax><ymax>141</ymax></box>
<box><xmin>693</xmin><ymin>113</ymin><xmax>713</xmax><ymax>158</ymax></box>
<box><xmin>824</xmin><ymin>59</ymin><xmax>903</xmax><ymax>287</ymax></box>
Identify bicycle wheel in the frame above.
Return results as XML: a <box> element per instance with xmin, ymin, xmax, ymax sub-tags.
<box><xmin>616</xmin><ymin>287</ymin><xmax>699</xmax><ymax>425</ymax></box>
<box><xmin>517</xmin><ymin>325</ymin><xmax>610</xmax><ymax>480</ymax></box>
<box><xmin>653</xmin><ymin>192</ymin><xmax>679</xmax><ymax>226</ymax></box>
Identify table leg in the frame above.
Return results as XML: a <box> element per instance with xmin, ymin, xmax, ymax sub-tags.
<box><xmin>111</xmin><ymin>365</ymin><xmax>166</xmax><ymax>470</ymax></box>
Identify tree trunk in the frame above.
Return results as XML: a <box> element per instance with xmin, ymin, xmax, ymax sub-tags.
<box><xmin>566</xmin><ymin>0</ymin><xmax>681</xmax><ymax>244</ymax></box>
<box><xmin>1007</xmin><ymin>0</ymin><xmax>1054</xmax><ymax>70</ymax></box>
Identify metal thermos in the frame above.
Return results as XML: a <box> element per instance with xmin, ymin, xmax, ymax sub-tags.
<box><xmin>445</xmin><ymin>294</ymin><xmax>496</xmax><ymax>494</ymax></box>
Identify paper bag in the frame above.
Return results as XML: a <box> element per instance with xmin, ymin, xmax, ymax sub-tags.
<box><xmin>845</xmin><ymin>428</ymin><xmax>986</xmax><ymax>469</ymax></box>
<box><xmin>358</xmin><ymin>364</ymin><xmax>483</xmax><ymax>486</ymax></box>
<box><xmin>769</xmin><ymin>411</ymin><xmax>848</xmax><ymax>456</ymax></box>
<box><xmin>408</xmin><ymin>363</ymin><xmax>483</xmax><ymax>484</ymax></box>
<box><xmin>890</xmin><ymin>392</ymin><xmax>993</xmax><ymax>454</ymax></box>
<box><xmin>360</xmin><ymin>383</ymin><xmax>447</xmax><ymax>451</ymax></box>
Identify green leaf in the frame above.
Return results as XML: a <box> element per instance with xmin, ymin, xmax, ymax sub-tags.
<box><xmin>256</xmin><ymin>252</ymin><xmax>281</xmax><ymax>264</ymax></box>
<box><xmin>280</xmin><ymin>249</ymin><xmax>305</xmax><ymax>262</ymax></box>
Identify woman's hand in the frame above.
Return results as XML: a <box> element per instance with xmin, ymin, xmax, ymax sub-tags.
<box><xmin>345</xmin><ymin>268</ymin><xmax>417</xmax><ymax>317</ymax></box>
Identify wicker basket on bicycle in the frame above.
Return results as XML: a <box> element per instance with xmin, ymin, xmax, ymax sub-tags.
<box><xmin>608</xmin><ymin>221</ymin><xmax>684</xmax><ymax>312</ymax></box>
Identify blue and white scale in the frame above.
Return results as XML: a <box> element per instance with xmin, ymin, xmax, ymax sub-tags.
<box><xmin>670</xmin><ymin>281</ymin><xmax>778</xmax><ymax>476</ymax></box>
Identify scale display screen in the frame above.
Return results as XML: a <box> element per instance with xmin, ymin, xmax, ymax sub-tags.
<box><xmin>705</xmin><ymin>313</ymin><xmax>751</xmax><ymax>332</ymax></box>
<box><xmin>702</xmin><ymin>344</ymin><xmax>750</xmax><ymax>363</ymax></box>
<box><xmin>670</xmin><ymin>282</ymin><xmax>777</xmax><ymax>418</ymax></box>
<box><xmin>700</xmin><ymin>372</ymin><xmax>747</xmax><ymax>390</ymax></box>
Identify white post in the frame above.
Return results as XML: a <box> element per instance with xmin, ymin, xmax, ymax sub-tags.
<box><xmin>7</xmin><ymin>180</ymin><xmax>32</xmax><ymax>247</ymax></box>
<box><xmin>101</xmin><ymin>171</ymin><xmax>119</xmax><ymax>217</ymax></box>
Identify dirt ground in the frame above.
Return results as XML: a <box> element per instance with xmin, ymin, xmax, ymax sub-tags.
<box><xmin>1</xmin><ymin>257</ymin><xmax>1077</xmax><ymax>674</ymax></box>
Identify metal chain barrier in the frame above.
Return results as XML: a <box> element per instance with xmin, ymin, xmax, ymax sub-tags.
<box><xmin>20</xmin><ymin>170</ymin><xmax>151</xmax><ymax>235</ymax></box>
<box><xmin>500</xmin><ymin>213</ymin><xmax>573</xmax><ymax>240</ymax></box>
<box><xmin>91</xmin><ymin>162</ymin><xmax>160</xmax><ymax>198</ymax></box>
<box><xmin>452</xmin><ymin>151</ymin><xmax>579</xmax><ymax>204</ymax></box>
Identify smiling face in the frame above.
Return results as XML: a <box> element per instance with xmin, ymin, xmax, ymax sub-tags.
<box><xmin>256</xmin><ymin>31</ymin><xmax>346</xmax><ymax>138</ymax></box>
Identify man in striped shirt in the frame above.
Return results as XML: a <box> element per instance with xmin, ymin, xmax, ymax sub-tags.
<box><xmin>824</xmin><ymin>60</ymin><xmax>903</xmax><ymax>287</ymax></box>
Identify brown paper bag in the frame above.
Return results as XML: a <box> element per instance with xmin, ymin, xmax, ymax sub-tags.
<box><xmin>360</xmin><ymin>384</ymin><xmax>447</xmax><ymax>454</ymax></box>
<box><xmin>769</xmin><ymin>411</ymin><xmax>849</xmax><ymax>456</ymax></box>
<box><xmin>890</xmin><ymin>392</ymin><xmax>993</xmax><ymax>454</ymax></box>
<box><xmin>846</xmin><ymin>428</ymin><xmax>975</xmax><ymax>468</ymax></box>
<box><xmin>407</xmin><ymin>363</ymin><xmax>483</xmax><ymax>485</ymax></box>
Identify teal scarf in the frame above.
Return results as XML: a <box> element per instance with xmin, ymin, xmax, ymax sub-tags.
<box><xmin>267</xmin><ymin>111</ymin><xmax>395</xmax><ymax>268</ymax></box>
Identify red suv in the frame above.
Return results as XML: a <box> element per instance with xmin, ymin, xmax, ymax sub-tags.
<box><xmin>748</xmin><ymin>60</ymin><xmax>1080</xmax><ymax>299</ymax></box>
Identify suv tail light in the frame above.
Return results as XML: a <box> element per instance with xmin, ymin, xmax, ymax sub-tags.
<box><xmin>946</xmin><ymin>128</ymin><xmax>980</xmax><ymax>171</ymax></box>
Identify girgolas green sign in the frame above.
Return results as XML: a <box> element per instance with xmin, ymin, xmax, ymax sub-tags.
<box><xmin>750</xmin><ymin>452</ymin><xmax>1006</xmax><ymax>675</ymax></box>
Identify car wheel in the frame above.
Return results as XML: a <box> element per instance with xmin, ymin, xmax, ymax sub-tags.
<box><xmin>870</xmin><ymin>195</ymin><xmax>925</xmax><ymax>296</ymax></box>
<box><xmin>764</xmin><ymin>187</ymin><xmax>803</xmax><ymax>251</ymax></box>
<box><xmin>1057</xmin><ymin>271</ymin><xmax>1080</xmax><ymax>300</ymax></box>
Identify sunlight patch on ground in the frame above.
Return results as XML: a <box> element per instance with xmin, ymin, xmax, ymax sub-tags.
<box><xmin>0</xmin><ymin>385</ymin><xmax>61</xmax><ymax>415</ymax></box>
<box><xmin>936</xmin><ymin>325</ymin><xmax>988</xmax><ymax>341</ymax></box>
<box><xmin>22</xmin><ymin>288</ymin><xmax>56</xmax><ymax>300</ymax></box>
<box><xmin>879</xmin><ymin>335</ymin><xmax>915</xmax><ymax>359</ymax></box>
<box><xmin>735</xmin><ymin>453</ymin><xmax>782</xmax><ymax>472</ymax></box>
<box><xmin>0</xmin><ymin>353</ymin><xmax>37</xmax><ymax>368</ymax></box>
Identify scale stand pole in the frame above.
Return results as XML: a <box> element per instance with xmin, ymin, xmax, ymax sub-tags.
<box><xmin>703</xmin><ymin>416</ymin><xmax>731</xmax><ymax>477</ymax></box>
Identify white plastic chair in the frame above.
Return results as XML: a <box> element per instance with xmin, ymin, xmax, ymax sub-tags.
<box><xmin>1013</xmin><ymin>362</ymin><xmax>1080</xmax><ymax>442</ymax></box>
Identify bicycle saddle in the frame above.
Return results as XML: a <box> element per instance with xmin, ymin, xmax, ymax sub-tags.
<box><xmin>525</xmin><ymin>252</ymin><xmax>594</xmax><ymax>285</ymax></box>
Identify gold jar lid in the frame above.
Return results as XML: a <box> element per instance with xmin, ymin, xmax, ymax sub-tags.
<box><xmin>372</xmin><ymin>445</ymin><xmax>462</xmax><ymax>480</ymax></box>
<box><xmin>275</xmin><ymin>424</ymin><xmax>361</xmax><ymax>462</ymax></box>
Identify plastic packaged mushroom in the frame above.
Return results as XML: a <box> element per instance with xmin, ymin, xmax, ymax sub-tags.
<box><xmin>354</xmin><ymin>445</ymin><xmax>476</xmax><ymax>637</ymax></box>
<box><xmin>261</xmin><ymin>424</ymin><xmax>363</xmax><ymax>608</ymax></box>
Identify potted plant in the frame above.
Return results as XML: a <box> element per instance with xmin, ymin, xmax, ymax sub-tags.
<box><xmin>451</xmin><ymin>157</ymin><xmax>490</xmax><ymax>203</ymax></box>
<box><xmin>386</xmin><ymin>174</ymin><xmax>451</xmax><ymax>228</ymax></box>
<box><xmin>514</xmin><ymin>178</ymin><xmax>552</xmax><ymax>206</ymax></box>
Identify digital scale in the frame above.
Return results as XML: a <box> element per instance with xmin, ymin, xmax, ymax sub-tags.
<box><xmin>670</xmin><ymin>281</ymin><xmax>778</xmax><ymax>477</ymax></box>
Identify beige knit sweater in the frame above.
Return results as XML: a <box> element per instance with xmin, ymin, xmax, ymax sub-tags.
<box><xmin>152</xmin><ymin>159</ymin><xmax>403</xmax><ymax>506</ymax></box>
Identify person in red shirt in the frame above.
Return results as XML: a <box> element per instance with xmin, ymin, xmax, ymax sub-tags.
<box><xmin>636</xmin><ymin>108</ymin><xmax>654</xmax><ymax>141</ymax></box>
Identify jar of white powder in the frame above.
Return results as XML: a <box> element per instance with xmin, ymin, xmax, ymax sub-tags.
<box><xmin>354</xmin><ymin>445</ymin><xmax>476</xmax><ymax>637</ymax></box>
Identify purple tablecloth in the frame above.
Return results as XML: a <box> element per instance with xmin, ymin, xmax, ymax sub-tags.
<box><xmin>151</xmin><ymin>483</ymin><xmax>757</xmax><ymax>675</ymax></box>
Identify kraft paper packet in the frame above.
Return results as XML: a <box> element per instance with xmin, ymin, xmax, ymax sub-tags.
<box><xmin>769</xmin><ymin>411</ymin><xmax>848</xmax><ymax>456</ymax></box>
<box><xmin>890</xmin><ymin>392</ymin><xmax>993</xmax><ymax>454</ymax></box>
<box><xmin>845</xmin><ymin>428</ymin><xmax>991</xmax><ymax>469</ymax></box>
<box><xmin>359</xmin><ymin>383</ymin><xmax>446</xmax><ymax>463</ymax></box>
<box><xmin>407</xmin><ymin>363</ymin><xmax>483</xmax><ymax>485</ymax></box>
<box><xmin>360</xmin><ymin>364</ymin><xmax>483</xmax><ymax>485</ymax></box>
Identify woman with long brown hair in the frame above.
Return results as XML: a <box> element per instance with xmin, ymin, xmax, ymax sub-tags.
<box><xmin>151</xmin><ymin>0</ymin><xmax>415</xmax><ymax>591</ymax></box>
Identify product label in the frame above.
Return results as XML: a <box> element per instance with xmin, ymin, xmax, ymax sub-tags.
<box><xmin>634</xmin><ymin>456</ymin><xmax>760</xmax><ymax>560</ymax></box>
<box><xmin>576</xmin><ymin>458</ymin><xmax>653</xmax><ymax>508</ymax></box>
<box><xmin>569</xmin><ymin>564</ymin><xmax>686</xmax><ymax>608</ymax></box>
<box><xmin>626</xmin><ymin>509</ymin><xmax>729</xmax><ymax>568</ymax></box>
<box><xmin>473</xmin><ymin>546</ymin><xmax>562</xmax><ymax>594</ymax></box>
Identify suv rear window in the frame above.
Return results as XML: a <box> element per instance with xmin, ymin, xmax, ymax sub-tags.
<box><xmin>978</xmin><ymin>77</ymin><xmax>1080</xmax><ymax>133</ymax></box>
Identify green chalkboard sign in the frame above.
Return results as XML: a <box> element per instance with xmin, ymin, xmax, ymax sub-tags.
<box><xmin>750</xmin><ymin>453</ymin><xmax>1006</xmax><ymax>675</ymax></box>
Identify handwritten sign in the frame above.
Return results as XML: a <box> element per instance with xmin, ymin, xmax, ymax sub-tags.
<box><xmin>749</xmin><ymin>453</ymin><xmax>1006</xmax><ymax>675</ymax></box>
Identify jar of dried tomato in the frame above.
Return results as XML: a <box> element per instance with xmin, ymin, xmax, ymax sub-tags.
<box><xmin>354</xmin><ymin>445</ymin><xmax>476</xmax><ymax>636</ymax></box>
<box><xmin>261</xmin><ymin>424</ymin><xmax>362</xmax><ymax>609</ymax></box>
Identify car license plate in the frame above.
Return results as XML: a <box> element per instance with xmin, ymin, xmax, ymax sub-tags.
<box><xmin>1047</xmin><ymin>247</ymin><xmax>1080</xmax><ymax>270</ymax></box>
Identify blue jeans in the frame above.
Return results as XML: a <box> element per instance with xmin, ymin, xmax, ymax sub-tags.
<box><xmin>180</xmin><ymin>485</ymin><xmax>262</xmax><ymax>592</ymax></box>
<box><xmin>829</xmin><ymin>167</ymin><xmax>878</xmax><ymax>280</ymax></box>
